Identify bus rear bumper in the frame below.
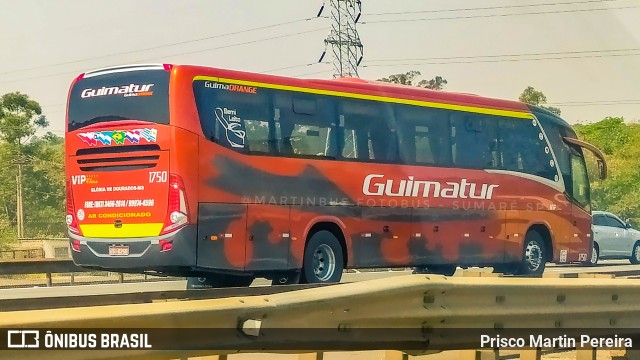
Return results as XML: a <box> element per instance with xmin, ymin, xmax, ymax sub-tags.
<box><xmin>68</xmin><ymin>225</ymin><xmax>197</xmax><ymax>273</ymax></box>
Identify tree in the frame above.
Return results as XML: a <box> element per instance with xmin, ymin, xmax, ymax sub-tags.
<box><xmin>417</xmin><ymin>76</ymin><xmax>448</xmax><ymax>90</ymax></box>
<box><xmin>0</xmin><ymin>92</ymin><xmax>64</xmax><ymax>243</ymax></box>
<box><xmin>378</xmin><ymin>71</ymin><xmax>448</xmax><ymax>90</ymax></box>
<box><xmin>518</xmin><ymin>86</ymin><xmax>561</xmax><ymax>115</ymax></box>
<box><xmin>573</xmin><ymin>118</ymin><xmax>640</xmax><ymax>225</ymax></box>
<box><xmin>0</xmin><ymin>92</ymin><xmax>48</xmax><ymax>146</ymax></box>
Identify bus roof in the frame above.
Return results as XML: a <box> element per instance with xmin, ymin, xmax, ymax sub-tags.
<box><xmin>75</xmin><ymin>63</ymin><xmax>547</xmax><ymax>118</ymax></box>
<box><xmin>305</xmin><ymin>76</ymin><xmax>530</xmax><ymax>115</ymax></box>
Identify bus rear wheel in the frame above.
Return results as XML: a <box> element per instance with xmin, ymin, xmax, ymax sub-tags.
<box><xmin>186</xmin><ymin>274</ymin><xmax>254</xmax><ymax>289</ymax></box>
<box><xmin>517</xmin><ymin>231</ymin><xmax>547</xmax><ymax>277</ymax></box>
<box><xmin>301</xmin><ymin>230</ymin><xmax>344</xmax><ymax>284</ymax></box>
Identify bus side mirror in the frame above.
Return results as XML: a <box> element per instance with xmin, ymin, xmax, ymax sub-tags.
<box><xmin>597</xmin><ymin>159</ymin><xmax>607</xmax><ymax>180</ymax></box>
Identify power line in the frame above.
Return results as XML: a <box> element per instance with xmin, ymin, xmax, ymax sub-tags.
<box><xmin>553</xmin><ymin>102</ymin><xmax>640</xmax><ymax>106</ymax></box>
<box><xmin>362</xmin><ymin>5</ymin><xmax>640</xmax><ymax>24</ymax></box>
<box><xmin>368</xmin><ymin>0</ymin><xmax>621</xmax><ymax>16</ymax></box>
<box><xmin>362</xmin><ymin>52</ymin><xmax>640</xmax><ymax>67</ymax></box>
<box><xmin>0</xmin><ymin>28</ymin><xmax>326</xmax><ymax>85</ymax></box>
<box><xmin>549</xmin><ymin>100</ymin><xmax>640</xmax><ymax>105</ymax></box>
<box><xmin>0</xmin><ymin>18</ymin><xmax>321</xmax><ymax>76</ymax></box>
<box><xmin>259</xmin><ymin>62</ymin><xmax>331</xmax><ymax>74</ymax></box>
<box><xmin>290</xmin><ymin>68</ymin><xmax>334</xmax><ymax>78</ymax></box>
<box><xmin>365</xmin><ymin>48</ymin><xmax>640</xmax><ymax>63</ymax></box>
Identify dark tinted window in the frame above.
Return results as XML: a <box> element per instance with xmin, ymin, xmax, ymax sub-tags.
<box><xmin>534</xmin><ymin>111</ymin><xmax>575</xmax><ymax>188</ymax></box>
<box><xmin>605</xmin><ymin>215</ymin><xmax>625</xmax><ymax>228</ymax></box>
<box><xmin>68</xmin><ymin>70</ymin><xmax>169</xmax><ymax>131</ymax></box>
<box><xmin>593</xmin><ymin>215</ymin><xmax>606</xmax><ymax>226</ymax></box>
<box><xmin>571</xmin><ymin>151</ymin><xmax>591</xmax><ymax>211</ymax></box>
<box><xmin>274</xmin><ymin>92</ymin><xmax>336</xmax><ymax>158</ymax></box>
<box><xmin>192</xmin><ymin>79</ymin><xmax>563</xmax><ymax>180</ymax></box>
<box><xmin>451</xmin><ymin>113</ymin><xmax>499</xmax><ymax>169</ymax></box>
<box><xmin>193</xmin><ymin>80</ymin><xmax>273</xmax><ymax>153</ymax></box>
<box><xmin>396</xmin><ymin>105</ymin><xmax>451</xmax><ymax>165</ymax></box>
<box><xmin>339</xmin><ymin>100</ymin><xmax>397</xmax><ymax>162</ymax></box>
<box><xmin>498</xmin><ymin>118</ymin><xmax>557</xmax><ymax>181</ymax></box>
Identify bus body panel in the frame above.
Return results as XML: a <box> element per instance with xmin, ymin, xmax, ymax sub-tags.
<box><xmin>194</xmin><ymin>142</ymin><xmax>580</xmax><ymax>267</ymax></box>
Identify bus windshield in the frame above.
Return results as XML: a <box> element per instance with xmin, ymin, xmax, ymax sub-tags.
<box><xmin>68</xmin><ymin>69</ymin><xmax>169</xmax><ymax>131</ymax></box>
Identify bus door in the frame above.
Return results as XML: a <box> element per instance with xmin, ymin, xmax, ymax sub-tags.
<box><xmin>564</xmin><ymin>137</ymin><xmax>606</xmax><ymax>262</ymax></box>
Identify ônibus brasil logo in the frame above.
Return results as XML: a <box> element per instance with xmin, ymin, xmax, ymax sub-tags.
<box><xmin>362</xmin><ymin>174</ymin><xmax>499</xmax><ymax>200</ymax></box>
<box><xmin>80</xmin><ymin>84</ymin><xmax>154</xmax><ymax>98</ymax></box>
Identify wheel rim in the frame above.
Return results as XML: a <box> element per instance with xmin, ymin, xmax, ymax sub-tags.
<box><xmin>591</xmin><ymin>247</ymin><xmax>598</xmax><ymax>264</ymax></box>
<box><xmin>635</xmin><ymin>246</ymin><xmax>640</xmax><ymax>262</ymax></box>
<box><xmin>313</xmin><ymin>244</ymin><xmax>336</xmax><ymax>281</ymax></box>
<box><xmin>525</xmin><ymin>242</ymin><xmax>543</xmax><ymax>272</ymax></box>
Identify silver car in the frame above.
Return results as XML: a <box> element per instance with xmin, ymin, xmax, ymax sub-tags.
<box><xmin>589</xmin><ymin>211</ymin><xmax>640</xmax><ymax>265</ymax></box>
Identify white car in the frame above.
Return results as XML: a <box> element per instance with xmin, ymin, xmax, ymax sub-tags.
<box><xmin>589</xmin><ymin>211</ymin><xmax>640</xmax><ymax>265</ymax></box>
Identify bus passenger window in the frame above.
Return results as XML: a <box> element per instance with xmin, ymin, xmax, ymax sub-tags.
<box><xmin>273</xmin><ymin>93</ymin><xmax>336</xmax><ymax>158</ymax></box>
<box><xmin>450</xmin><ymin>113</ymin><xmax>497</xmax><ymax>169</ymax></box>
<box><xmin>192</xmin><ymin>80</ymin><xmax>272</xmax><ymax>153</ymax></box>
<box><xmin>395</xmin><ymin>104</ymin><xmax>452</xmax><ymax>166</ymax></box>
<box><xmin>340</xmin><ymin>100</ymin><xmax>398</xmax><ymax>163</ymax></box>
<box><xmin>498</xmin><ymin>118</ymin><xmax>557</xmax><ymax>181</ymax></box>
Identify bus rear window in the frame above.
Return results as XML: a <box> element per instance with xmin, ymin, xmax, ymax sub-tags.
<box><xmin>68</xmin><ymin>70</ymin><xmax>169</xmax><ymax>131</ymax></box>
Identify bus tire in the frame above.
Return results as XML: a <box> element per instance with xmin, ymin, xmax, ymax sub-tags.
<box><xmin>517</xmin><ymin>231</ymin><xmax>547</xmax><ymax>277</ymax></box>
<box><xmin>301</xmin><ymin>230</ymin><xmax>344</xmax><ymax>284</ymax></box>
<box><xmin>186</xmin><ymin>274</ymin><xmax>254</xmax><ymax>289</ymax></box>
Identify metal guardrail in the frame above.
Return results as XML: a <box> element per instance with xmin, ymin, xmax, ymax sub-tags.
<box><xmin>0</xmin><ymin>259</ymin><xmax>187</xmax><ymax>288</ymax></box>
<box><xmin>1</xmin><ymin>274</ymin><xmax>640</xmax><ymax>359</ymax></box>
<box><xmin>0</xmin><ymin>259</ymin><xmax>86</xmax><ymax>276</ymax></box>
<box><xmin>0</xmin><ymin>283</ymin><xmax>332</xmax><ymax>312</ymax></box>
<box><xmin>3</xmin><ymin>259</ymin><xmax>640</xmax><ymax>286</ymax></box>
<box><xmin>0</xmin><ymin>248</ymin><xmax>45</xmax><ymax>260</ymax></box>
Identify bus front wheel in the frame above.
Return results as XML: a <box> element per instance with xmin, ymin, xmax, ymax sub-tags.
<box><xmin>517</xmin><ymin>231</ymin><xmax>547</xmax><ymax>277</ymax></box>
<box><xmin>186</xmin><ymin>274</ymin><xmax>254</xmax><ymax>289</ymax></box>
<box><xmin>301</xmin><ymin>230</ymin><xmax>344</xmax><ymax>284</ymax></box>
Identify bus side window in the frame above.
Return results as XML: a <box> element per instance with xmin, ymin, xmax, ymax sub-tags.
<box><xmin>273</xmin><ymin>92</ymin><xmax>337</xmax><ymax>158</ymax></box>
<box><xmin>450</xmin><ymin>113</ymin><xmax>498</xmax><ymax>169</ymax></box>
<box><xmin>396</xmin><ymin>105</ymin><xmax>451</xmax><ymax>166</ymax></box>
<box><xmin>339</xmin><ymin>100</ymin><xmax>398</xmax><ymax>163</ymax></box>
<box><xmin>499</xmin><ymin>118</ymin><xmax>557</xmax><ymax>180</ymax></box>
<box><xmin>193</xmin><ymin>81</ymin><xmax>272</xmax><ymax>153</ymax></box>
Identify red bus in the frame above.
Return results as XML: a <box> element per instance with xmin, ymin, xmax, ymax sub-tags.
<box><xmin>65</xmin><ymin>63</ymin><xmax>606</xmax><ymax>288</ymax></box>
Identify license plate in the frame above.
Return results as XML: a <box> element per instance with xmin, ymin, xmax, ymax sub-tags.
<box><xmin>108</xmin><ymin>246</ymin><xmax>129</xmax><ymax>256</ymax></box>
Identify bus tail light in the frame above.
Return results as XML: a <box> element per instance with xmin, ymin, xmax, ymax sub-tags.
<box><xmin>160</xmin><ymin>174</ymin><xmax>189</xmax><ymax>235</ymax></box>
<box><xmin>66</xmin><ymin>179</ymin><xmax>82</xmax><ymax>236</ymax></box>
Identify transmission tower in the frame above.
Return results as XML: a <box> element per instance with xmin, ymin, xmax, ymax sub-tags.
<box><xmin>317</xmin><ymin>0</ymin><xmax>364</xmax><ymax>78</ymax></box>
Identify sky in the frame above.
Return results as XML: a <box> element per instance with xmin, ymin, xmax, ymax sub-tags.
<box><xmin>1</xmin><ymin>0</ymin><xmax>639</xmax><ymax>137</ymax></box>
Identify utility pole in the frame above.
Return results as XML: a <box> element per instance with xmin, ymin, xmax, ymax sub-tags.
<box><xmin>317</xmin><ymin>0</ymin><xmax>364</xmax><ymax>78</ymax></box>
<box><xmin>16</xmin><ymin>162</ymin><xmax>23</xmax><ymax>239</ymax></box>
<box><xmin>10</xmin><ymin>153</ymin><xmax>28</xmax><ymax>239</ymax></box>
